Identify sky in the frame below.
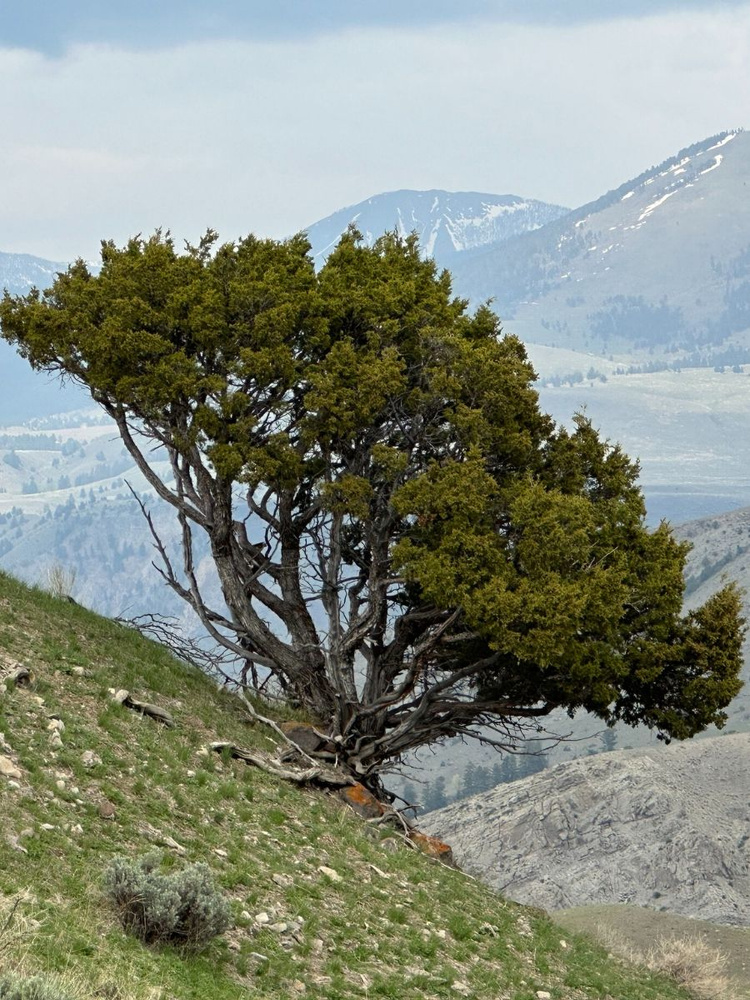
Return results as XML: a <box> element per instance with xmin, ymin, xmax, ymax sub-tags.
<box><xmin>1</xmin><ymin>1</ymin><xmax>749</xmax><ymax>261</ymax></box>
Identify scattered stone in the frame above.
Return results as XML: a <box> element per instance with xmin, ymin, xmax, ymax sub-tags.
<box><xmin>408</xmin><ymin>831</ymin><xmax>454</xmax><ymax>865</ymax></box>
<box><xmin>248</xmin><ymin>952</ymin><xmax>268</xmax><ymax>962</ymax></box>
<box><xmin>254</xmin><ymin>912</ymin><xmax>271</xmax><ymax>925</ymax></box>
<box><xmin>81</xmin><ymin>750</ymin><xmax>102</xmax><ymax>768</ymax></box>
<box><xmin>317</xmin><ymin>866</ymin><xmax>342</xmax><ymax>882</ymax></box>
<box><xmin>292</xmin><ymin>981</ymin><xmax>306</xmax><ymax>994</ymax></box>
<box><xmin>55</xmin><ymin>779</ymin><xmax>66</xmax><ymax>791</ymax></box>
<box><xmin>70</xmin><ymin>824</ymin><xmax>83</xmax><ymax>835</ymax></box>
<box><xmin>279</xmin><ymin>721</ymin><xmax>334</xmax><ymax>755</ymax></box>
<box><xmin>479</xmin><ymin>922</ymin><xmax>499</xmax><ymax>937</ymax></box>
<box><xmin>272</xmin><ymin>873</ymin><xmax>293</xmax><ymax>888</ymax></box>
<box><xmin>451</xmin><ymin>982</ymin><xmax>470</xmax><ymax>995</ymax></box>
<box><xmin>311</xmin><ymin>938</ymin><xmax>324</xmax><ymax>954</ymax></box>
<box><xmin>536</xmin><ymin>992</ymin><xmax>552</xmax><ymax>1000</ymax></box>
<box><xmin>162</xmin><ymin>835</ymin><xmax>186</xmax><ymax>854</ymax></box>
<box><xmin>560</xmin><ymin>939</ymin><xmax>568</xmax><ymax>949</ymax></box>
<box><xmin>213</xmin><ymin>848</ymin><xmax>228</xmax><ymax>858</ymax></box>
<box><xmin>367</xmin><ymin>864</ymin><xmax>390</xmax><ymax>878</ymax></box>
<box><xmin>40</xmin><ymin>823</ymin><xmax>56</xmax><ymax>832</ymax></box>
<box><xmin>49</xmin><ymin>732</ymin><xmax>63</xmax><ymax>749</ymax></box>
<box><xmin>0</xmin><ymin>755</ymin><xmax>21</xmax><ymax>780</ymax></box>
<box><xmin>269</xmin><ymin>922</ymin><xmax>288</xmax><ymax>933</ymax></box>
<box><xmin>338</xmin><ymin>782</ymin><xmax>386</xmax><ymax>819</ymax></box>
<box><xmin>436</xmin><ymin>929</ymin><xmax>447</xmax><ymax>939</ymax></box>
<box><xmin>98</xmin><ymin>801</ymin><xmax>116</xmax><ymax>821</ymax></box>
<box><xmin>7</xmin><ymin>780</ymin><xmax>19</xmax><ymax>790</ymax></box>
<box><xmin>47</xmin><ymin>717</ymin><xmax>64</xmax><ymax>733</ymax></box>
<box><xmin>240</xmin><ymin>910</ymin><xmax>252</xmax><ymax>921</ymax></box>
<box><xmin>31</xmin><ymin>696</ymin><xmax>45</xmax><ymax>706</ymax></box>
<box><xmin>378</xmin><ymin>837</ymin><xmax>400</xmax><ymax>853</ymax></box>
<box><xmin>71</xmin><ymin>666</ymin><xmax>85</xmax><ymax>676</ymax></box>
<box><xmin>186</xmin><ymin>769</ymin><xmax>196</xmax><ymax>777</ymax></box>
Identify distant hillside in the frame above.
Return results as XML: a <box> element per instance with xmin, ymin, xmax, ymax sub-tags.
<box><xmin>304</xmin><ymin>189</ymin><xmax>569</xmax><ymax>268</ymax></box>
<box><xmin>0</xmin><ymin>571</ymin><xmax>694</xmax><ymax>1000</ymax></box>
<box><xmin>450</xmin><ymin>130</ymin><xmax>750</xmax><ymax>359</ymax></box>
<box><xmin>424</xmin><ymin>732</ymin><xmax>750</xmax><ymax>927</ymax></box>
<box><xmin>0</xmin><ymin>251</ymin><xmax>85</xmax><ymax>421</ymax></box>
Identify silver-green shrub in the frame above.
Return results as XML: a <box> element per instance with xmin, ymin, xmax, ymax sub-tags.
<box><xmin>0</xmin><ymin>973</ymin><xmax>73</xmax><ymax>1000</ymax></box>
<box><xmin>103</xmin><ymin>853</ymin><xmax>230</xmax><ymax>948</ymax></box>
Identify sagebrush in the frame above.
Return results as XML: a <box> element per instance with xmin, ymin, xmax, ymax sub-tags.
<box><xmin>0</xmin><ymin>973</ymin><xmax>73</xmax><ymax>1000</ymax></box>
<box><xmin>103</xmin><ymin>853</ymin><xmax>231</xmax><ymax>948</ymax></box>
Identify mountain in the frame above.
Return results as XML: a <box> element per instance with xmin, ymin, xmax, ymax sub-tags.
<box><xmin>424</xmin><ymin>731</ymin><xmax>750</xmax><ymax>927</ymax></box>
<box><xmin>450</xmin><ymin>130</ymin><xmax>750</xmax><ymax>359</ymax></box>
<box><xmin>0</xmin><ymin>571</ymin><xmax>696</xmax><ymax>1000</ymax></box>
<box><xmin>304</xmin><ymin>189</ymin><xmax>569</xmax><ymax>268</ymax></box>
<box><xmin>0</xmin><ymin>250</ymin><xmax>86</xmax><ymax>421</ymax></box>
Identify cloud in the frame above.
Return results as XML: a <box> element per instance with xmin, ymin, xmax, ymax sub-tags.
<box><xmin>3</xmin><ymin>0</ymin><xmax>750</xmax><ymax>54</ymax></box>
<box><xmin>0</xmin><ymin>7</ymin><xmax>748</xmax><ymax>261</ymax></box>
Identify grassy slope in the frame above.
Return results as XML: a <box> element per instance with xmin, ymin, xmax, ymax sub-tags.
<box><xmin>556</xmin><ymin>905</ymin><xmax>750</xmax><ymax>994</ymax></box>
<box><xmin>0</xmin><ymin>571</ymin><xmax>697</xmax><ymax>1000</ymax></box>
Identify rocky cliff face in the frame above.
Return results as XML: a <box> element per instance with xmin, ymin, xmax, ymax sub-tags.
<box><xmin>424</xmin><ymin>733</ymin><xmax>750</xmax><ymax>926</ymax></box>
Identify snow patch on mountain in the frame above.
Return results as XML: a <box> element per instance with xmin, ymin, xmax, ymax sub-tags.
<box><xmin>304</xmin><ymin>189</ymin><xmax>569</xmax><ymax>268</ymax></box>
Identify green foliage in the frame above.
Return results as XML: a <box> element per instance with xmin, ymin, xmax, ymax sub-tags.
<box><xmin>0</xmin><ymin>974</ymin><xmax>72</xmax><ymax>1000</ymax></box>
<box><xmin>0</xmin><ymin>227</ymin><xmax>744</xmax><ymax>770</ymax></box>
<box><xmin>103</xmin><ymin>853</ymin><xmax>231</xmax><ymax>949</ymax></box>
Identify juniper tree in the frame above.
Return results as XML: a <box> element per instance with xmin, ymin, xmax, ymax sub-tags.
<box><xmin>0</xmin><ymin>229</ymin><xmax>743</xmax><ymax>786</ymax></box>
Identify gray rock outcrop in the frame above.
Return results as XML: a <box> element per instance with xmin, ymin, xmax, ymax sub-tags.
<box><xmin>423</xmin><ymin>733</ymin><xmax>750</xmax><ymax>925</ymax></box>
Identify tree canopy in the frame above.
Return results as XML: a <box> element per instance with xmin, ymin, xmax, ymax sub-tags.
<box><xmin>1</xmin><ymin>229</ymin><xmax>744</xmax><ymax>787</ymax></box>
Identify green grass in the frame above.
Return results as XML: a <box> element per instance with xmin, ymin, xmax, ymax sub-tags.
<box><xmin>0</xmin><ymin>570</ymin><xmax>700</xmax><ymax>999</ymax></box>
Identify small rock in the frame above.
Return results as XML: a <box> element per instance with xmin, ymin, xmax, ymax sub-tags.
<box><xmin>49</xmin><ymin>732</ymin><xmax>63</xmax><ymax>749</ymax></box>
<box><xmin>186</xmin><ymin>769</ymin><xmax>195</xmax><ymax>777</ymax></box>
<box><xmin>560</xmin><ymin>939</ymin><xmax>568</xmax><ymax>949</ymax></box>
<box><xmin>213</xmin><ymin>848</ymin><xmax>228</xmax><ymax>858</ymax></box>
<box><xmin>31</xmin><ymin>696</ymin><xmax>46</xmax><ymax>706</ymax></box>
<box><xmin>240</xmin><ymin>910</ymin><xmax>252</xmax><ymax>921</ymax></box>
<box><xmin>311</xmin><ymin>938</ymin><xmax>324</xmax><ymax>954</ymax></box>
<box><xmin>6</xmin><ymin>835</ymin><xmax>27</xmax><ymax>854</ymax></box>
<box><xmin>269</xmin><ymin>921</ymin><xmax>288</xmax><ymax>933</ymax></box>
<box><xmin>536</xmin><ymin>992</ymin><xmax>552</xmax><ymax>1000</ymax></box>
<box><xmin>0</xmin><ymin>756</ymin><xmax>22</xmax><ymax>780</ymax></box>
<box><xmin>110</xmin><ymin>689</ymin><xmax>129</xmax><ymax>704</ymax></box>
<box><xmin>248</xmin><ymin>952</ymin><xmax>268</xmax><ymax>962</ymax></box>
<box><xmin>272</xmin><ymin>873</ymin><xmax>293</xmax><ymax>888</ymax></box>
<box><xmin>98</xmin><ymin>801</ymin><xmax>116</xmax><ymax>821</ymax></box>
<box><xmin>56</xmin><ymin>779</ymin><xmax>66</xmax><ymax>791</ymax></box>
<box><xmin>379</xmin><ymin>837</ymin><xmax>400</xmax><ymax>853</ymax></box>
<box><xmin>40</xmin><ymin>823</ymin><xmax>56</xmax><ymax>831</ymax></box>
<box><xmin>70</xmin><ymin>824</ymin><xmax>83</xmax><ymax>835</ymax></box>
<box><xmin>292</xmin><ymin>981</ymin><xmax>306</xmax><ymax>994</ymax></box>
<box><xmin>436</xmin><ymin>929</ymin><xmax>447</xmax><ymax>939</ymax></box>
<box><xmin>227</xmin><ymin>940</ymin><xmax>240</xmax><ymax>952</ymax></box>
<box><xmin>254</xmin><ymin>912</ymin><xmax>270</xmax><ymax>925</ymax></box>
<box><xmin>71</xmin><ymin>666</ymin><xmax>85</xmax><ymax>676</ymax></box>
<box><xmin>338</xmin><ymin>782</ymin><xmax>386</xmax><ymax>819</ymax></box>
<box><xmin>451</xmin><ymin>982</ymin><xmax>470</xmax><ymax>996</ymax></box>
<box><xmin>81</xmin><ymin>750</ymin><xmax>102</xmax><ymax>768</ymax></box>
<box><xmin>317</xmin><ymin>866</ymin><xmax>342</xmax><ymax>882</ymax></box>
<box><xmin>47</xmin><ymin>718</ymin><xmax>65</xmax><ymax>733</ymax></box>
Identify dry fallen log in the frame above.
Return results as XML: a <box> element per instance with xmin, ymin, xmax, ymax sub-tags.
<box><xmin>109</xmin><ymin>688</ymin><xmax>175</xmax><ymax>727</ymax></box>
<box><xmin>2</xmin><ymin>665</ymin><xmax>32</xmax><ymax>687</ymax></box>
<box><xmin>209</xmin><ymin>741</ymin><xmax>354</xmax><ymax>788</ymax></box>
